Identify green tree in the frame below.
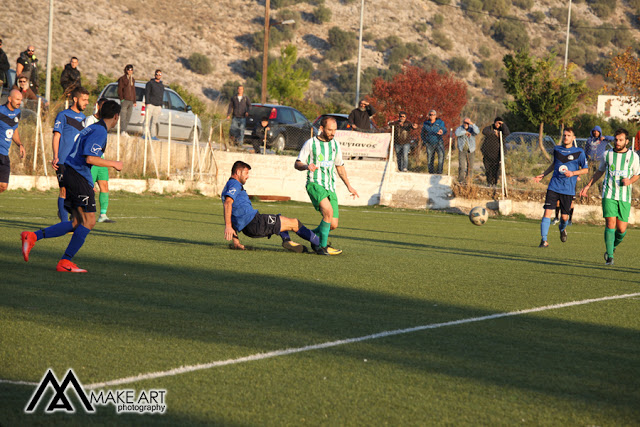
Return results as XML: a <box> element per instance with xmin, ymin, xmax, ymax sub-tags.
<box><xmin>502</xmin><ymin>50</ymin><xmax>588</xmax><ymax>160</ymax></box>
<box><xmin>259</xmin><ymin>44</ymin><xmax>310</xmax><ymax>103</ymax></box>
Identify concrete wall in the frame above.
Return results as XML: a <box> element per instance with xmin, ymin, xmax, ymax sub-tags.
<box><xmin>6</xmin><ymin>138</ymin><xmax>636</xmax><ymax>224</ymax></box>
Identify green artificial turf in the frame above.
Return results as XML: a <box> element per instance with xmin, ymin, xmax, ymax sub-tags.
<box><xmin>1</xmin><ymin>191</ymin><xmax>639</xmax><ymax>425</ymax></box>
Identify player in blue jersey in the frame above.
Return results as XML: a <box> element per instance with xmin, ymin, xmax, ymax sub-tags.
<box><xmin>21</xmin><ymin>101</ymin><xmax>123</xmax><ymax>273</ymax></box>
<box><xmin>533</xmin><ymin>127</ymin><xmax>588</xmax><ymax>247</ymax></box>
<box><xmin>0</xmin><ymin>89</ymin><xmax>26</xmax><ymax>193</ymax></box>
<box><xmin>52</xmin><ymin>86</ymin><xmax>89</xmax><ymax>221</ymax></box>
<box><xmin>222</xmin><ymin>160</ymin><xmax>321</xmax><ymax>252</ymax></box>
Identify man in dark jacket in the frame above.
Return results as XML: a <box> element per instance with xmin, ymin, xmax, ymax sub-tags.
<box><xmin>226</xmin><ymin>85</ymin><xmax>251</xmax><ymax>146</ymax></box>
<box><xmin>348</xmin><ymin>99</ymin><xmax>376</xmax><ymax>131</ymax></box>
<box><xmin>145</xmin><ymin>69</ymin><xmax>164</xmax><ymax>141</ymax></box>
<box><xmin>389</xmin><ymin>111</ymin><xmax>418</xmax><ymax>171</ymax></box>
<box><xmin>16</xmin><ymin>46</ymin><xmax>38</xmax><ymax>92</ymax></box>
<box><xmin>0</xmin><ymin>39</ymin><xmax>10</xmax><ymax>88</ymax></box>
<box><xmin>480</xmin><ymin>117</ymin><xmax>510</xmax><ymax>186</ymax></box>
<box><xmin>60</xmin><ymin>57</ymin><xmax>81</xmax><ymax>95</ymax></box>
<box><xmin>117</xmin><ymin>64</ymin><xmax>136</xmax><ymax>136</ymax></box>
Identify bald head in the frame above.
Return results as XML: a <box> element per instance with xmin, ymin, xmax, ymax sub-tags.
<box><xmin>7</xmin><ymin>89</ymin><xmax>23</xmax><ymax>110</ymax></box>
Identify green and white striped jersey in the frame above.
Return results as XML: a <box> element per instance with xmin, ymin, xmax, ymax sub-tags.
<box><xmin>297</xmin><ymin>136</ymin><xmax>344</xmax><ymax>192</ymax></box>
<box><xmin>598</xmin><ymin>149</ymin><xmax>640</xmax><ymax>202</ymax></box>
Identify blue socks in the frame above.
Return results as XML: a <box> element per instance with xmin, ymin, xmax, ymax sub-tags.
<box><xmin>559</xmin><ymin>219</ymin><xmax>568</xmax><ymax>232</ymax></box>
<box><xmin>36</xmin><ymin>221</ymin><xmax>74</xmax><ymax>240</ymax></box>
<box><xmin>62</xmin><ymin>225</ymin><xmax>91</xmax><ymax>261</ymax></box>
<box><xmin>57</xmin><ymin>198</ymin><xmax>66</xmax><ymax>221</ymax></box>
<box><xmin>279</xmin><ymin>231</ymin><xmax>291</xmax><ymax>241</ymax></box>
<box><xmin>540</xmin><ymin>217</ymin><xmax>551</xmax><ymax>241</ymax></box>
<box><xmin>296</xmin><ymin>225</ymin><xmax>320</xmax><ymax>246</ymax></box>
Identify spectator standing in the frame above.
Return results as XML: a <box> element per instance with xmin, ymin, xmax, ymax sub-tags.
<box><xmin>584</xmin><ymin>126</ymin><xmax>614</xmax><ymax>164</ymax></box>
<box><xmin>481</xmin><ymin>117</ymin><xmax>510</xmax><ymax>186</ymax></box>
<box><xmin>455</xmin><ymin>118</ymin><xmax>480</xmax><ymax>183</ymax></box>
<box><xmin>117</xmin><ymin>64</ymin><xmax>136</xmax><ymax>136</ymax></box>
<box><xmin>145</xmin><ymin>69</ymin><xmax>164</xmax><ymax>141</ymax></box>
<box><xmin>16</xmin><ymin>46</ymin><xmax>39</xmax><ymax>92</ymax></box>
<box><xmin>0</xmin><ymin>39</ymin><xmax>10</xmax><ymax>88</ymax></box>
<box><xmin>226</xmin><ymin>85</ymin><xmax>251</xmax><ymax>146</ymax></box>
<box><xmin>348</xmin><ymin>100</ymin><xmax>376</xmax><ymax>131</ymax></box>
<box><xmin>60</xmin><ymin>57</ymin><xmax>81</xmax><ymax>95</ymax></box>
<box><xmin>420</xmin><ymin>110</ymin><xmax>447</xmax><ymax>174</ymax></box>
<box><xmin>635</xmin><ymin>129</ymin><xmax>640</xmax><ymax>155</ymax></box>
<box><xmin>389</xmin><ymin>111</ymin><xmax>418</xmax><ymax>172</ymax></box>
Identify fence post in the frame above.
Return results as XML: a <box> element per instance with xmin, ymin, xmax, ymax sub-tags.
<box><xmin>447</xmin><ymin>128</ymin><xmax>453</xmax><ymax>177</ymax></box>
<box><xmin>33</xmin><ymin>98</ymin><xmax>41</xmax><ymax>172</ymax></box>
<box><xmin>190</xmin><ymin>115</ymin><xmax>198</xmax><ymax>181</ymax></box>
<box><xmin>167</xmin><ymin>113</ymin><xmax>172</xmax><ymax>177</ymax></box>
<box><xmin>499</xmin><ymin>130</ymin><xmax>508</xmax><ymax>198</ymax></box>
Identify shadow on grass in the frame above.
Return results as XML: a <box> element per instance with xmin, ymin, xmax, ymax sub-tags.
<box><xmin>1</xmin><ymin>235</ymin><xmax>639</xmax><ymax>422</ymax></box>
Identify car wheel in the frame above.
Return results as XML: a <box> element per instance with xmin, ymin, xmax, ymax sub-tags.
<box><xmin>272</xmin><ymin>134</ymin><xmax>285</xmax><ymax>153</ymax></box>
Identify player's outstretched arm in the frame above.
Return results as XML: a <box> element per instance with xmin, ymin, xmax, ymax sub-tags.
<box><xmin>12</xmin><ymin>129</ymin><xmax>25</xmax><ymax>158</ymax></box>
<box><xmin>51</xmin><ymin>132</ymin><xmax>61</xmax><ymax>169</ymax></box>
<box><xmin>579</xmin><ymin>170</ymin><xmax>605</xmax><ymax>197</ymax></box>
<box><xmin>533</xmin><ymin>163</ymin><xmax>554</xmax><ymax>183</ymax></box>
<box><xmin>87</xmin><ymin>156</ymin><xmax>123</xmax><ymax>171</ymax></box>
<box><xmin>336</xmin><ymin>165</ymin><xmax>359</xmax><ymax>198</ymax></box>
<box><xmin>295</xmin><ymin>160</ymin><xmax>317</xmax><ymax>172</ymax></box>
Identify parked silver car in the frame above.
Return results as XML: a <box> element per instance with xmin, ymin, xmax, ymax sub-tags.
<box><xmin>98</xmin><ymin>82</ymin><xmax>201</xmax><ymax>140</ymax></box>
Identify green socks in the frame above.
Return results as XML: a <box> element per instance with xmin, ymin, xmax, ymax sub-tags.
<box><xmin>99</xmin><ymin>192</ymin><xmax>109</xmax><ymax>215</ymax></box>
<box><xmin>317</xmin><ymin>220</ymin><xmax>331</xmax><ymax>247</ymax></box>
<box><xmin>604</xmin><ymin>228</ymin><xmax>615</xmax><ymax>258</ymax></box>
<box><xmin>614</xmin><ymin>230</ymin><xmax>626</xmax><ymax>250</ymax></box>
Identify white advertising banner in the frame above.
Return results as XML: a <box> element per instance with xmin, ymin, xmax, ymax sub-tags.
<box><xmin>335</xmin><ymin>130</ymin><xmax>391</xmax><ymax>158</ymax></box>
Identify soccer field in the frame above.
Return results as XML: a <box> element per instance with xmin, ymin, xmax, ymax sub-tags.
<box><xmin>1</xmin><ymin>191</ymin><xmax>639</xmax><ymax>425</ymax></box>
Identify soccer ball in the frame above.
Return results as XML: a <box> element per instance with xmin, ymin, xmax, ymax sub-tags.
<box><xmin>469</xmin><ymin>206</ymin><xmax>488</xmax><ymax>226</ymax></box>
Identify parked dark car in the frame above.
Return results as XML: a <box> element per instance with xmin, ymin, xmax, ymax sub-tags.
<box><xmin>311</xmin><ymin>113</ymin><xmax>379</xmax><ymax>133</ymax></box>
<box><xmin>503</xmin><ymin>132</ymin><xmax>558</xmax><ymax>154</ymax></box>
<box><xmin>244</xmin><ymin>104</ymin><xmax>315</xmax><ymax>152</ymax></box>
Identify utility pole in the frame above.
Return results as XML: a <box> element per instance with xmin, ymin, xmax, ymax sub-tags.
<box><xmin>354</xmin><ymin>0</ymin><xmax>365</xmax><ymax>106</ymax></box>
<box><xmin>45</xmin><ymin>0</ymin><xmax>54</xmax><ymax>102</ymax></box>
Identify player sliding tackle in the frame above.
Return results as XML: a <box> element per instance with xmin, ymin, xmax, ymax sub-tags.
<box><xmin>533</xmin><ymin>127</ymin><xmax>588</xmax><ymax>248</ymax></box>
<box><xmin>222</xmin><ymin>161</ymin><xmax>321</xmax><ymax>253</ymax></box>
<box><xmin>579</xmin><ymin>128</ymin><xmax>640</xmax><ymax>266</ymax></box>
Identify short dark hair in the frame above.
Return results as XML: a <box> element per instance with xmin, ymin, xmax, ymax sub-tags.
<box><xmin>399</xmin><ymin>111</ymin><xmax>407</xmax><ymax>116</ymax></box>
<box><xmin>97</xmin><ymin>97</ymin><xmax>108</xmax><ymax>106</ymax></box>
<box><xmin>614</xmin><ymin>128</ymin><xmax>629</xmax><ymax>139</ymax></box>
<box><xmin>494</xmin><ymin>117</ymin><xmax>503</xmax><ymax>123</ymax></box>
<box><xmin>155</xmin><ymin>69</ymin><xmax>162</xmax><ymax>75</ymax></box>
<box><xmin>125</xmin><ymin>64</ymin><xmax>133</xmax><ymax>71</ymax></box>
<box><xmin>71</xmin><ymin>56</ymin><xmax>78</xmax><ymax>61</ymax></box>
<box><xmin>232</xmin><ymin>161</ymin><xmax>251</xmax><ymax>175</ymax></box>
<box><xmin>320</xmin><ymin>116</ymin><xmax>337</xmax><ymax>129</ymax></box>
<box><xmin>564</xmin><ymin>126</ymin><xmax>575</xmax><ymax>134</ymax></box>
<box><xmin>71</xmin><ymin>86</ymin><xmax>90</xmax><ymax>100</ymax></box>
<box><xmin>100</xmin><ymin>100</ymin><xmax>121</xmax><ymax>119</ymax></box>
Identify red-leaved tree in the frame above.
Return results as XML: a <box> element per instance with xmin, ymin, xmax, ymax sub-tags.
<box><xmin>367</xmin><ymin>65</ymin><xmax>468</xmax><ymax>132</ymax></box>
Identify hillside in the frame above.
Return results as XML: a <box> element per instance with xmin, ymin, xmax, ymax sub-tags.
<box><xmin>1</xmin><ymin>0</ymin><xmax>638</xmax><ymax>112</ymax></box>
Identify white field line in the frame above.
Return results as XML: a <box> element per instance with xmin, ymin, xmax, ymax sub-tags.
<box><xmin>2</xmin><ymin>292</ymin><xmax>639</xmax><ymax>389</ymax></box>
